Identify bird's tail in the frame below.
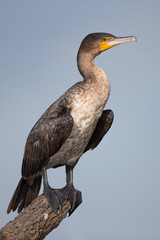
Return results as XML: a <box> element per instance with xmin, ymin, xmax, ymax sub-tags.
<box><xmin>7</xmin><ymin>176</ymin><xmax>42</xmax><ymax>214</ymax></box>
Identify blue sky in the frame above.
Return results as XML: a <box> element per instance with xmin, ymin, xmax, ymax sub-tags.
<box><xmin>0</xmin><ymin>1</ymin><xmax>160</xmax><ymax>239</ymax></box>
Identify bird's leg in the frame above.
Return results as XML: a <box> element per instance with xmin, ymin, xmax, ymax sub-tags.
<box><xmin>43</xmin><ymin>167</ymin><xmax>66</xmax><ymax>213</ymax></box>
<box><xmin>62</xmin><ymin>165</ymin><xmax>82</xmax><ymax>216</ymax></box>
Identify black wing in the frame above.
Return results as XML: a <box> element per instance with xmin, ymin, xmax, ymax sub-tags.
<box><xmin>22</xmin><ymin>114</ymin><xmax>74</xmax><ymax>179</ymax></box>
<box><xmin>84</xmin><ymin>110</ymin><xmax>114</xmax><ymax>153</ymax></box>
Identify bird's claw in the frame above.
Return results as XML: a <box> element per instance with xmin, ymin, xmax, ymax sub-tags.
<box><xmin>62</xmin><ymin>185</ymin><xmax>82</xmax><ymax>216</ymax></box>
<box><xmin>44</xmin><ymin>186</ymin><xmax>67</xmax><ymax>213</ymax></box>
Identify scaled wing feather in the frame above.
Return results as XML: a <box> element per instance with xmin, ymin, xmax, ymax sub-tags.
<box><xmin>22</xmin><ymin>114</ymin><xmax>74</xmax><ymax>178</ymax></box>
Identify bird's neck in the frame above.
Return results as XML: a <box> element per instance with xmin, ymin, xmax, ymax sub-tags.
<box><xmin>77</xmin><ymin>51</ymin><xmax>101</xmax><ymax>80</ymax></box>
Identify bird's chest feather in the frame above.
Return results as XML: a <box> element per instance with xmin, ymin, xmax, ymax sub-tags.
<box><xmin>48</xmin><ymin>74</ymin><xmax>110</xmax><ymax>168</ymax></box>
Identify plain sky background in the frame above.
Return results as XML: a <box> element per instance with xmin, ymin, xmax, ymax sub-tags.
<box><xmin>0</xmin><ymin>1</ymin><xmax>160</xmax><ymax>239</ymax></box>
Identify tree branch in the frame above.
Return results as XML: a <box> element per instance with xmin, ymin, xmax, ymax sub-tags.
<box><xmin>0</xmin><ymin>194</ymin><xmax>71</xmax><ymax>240</ymax></box>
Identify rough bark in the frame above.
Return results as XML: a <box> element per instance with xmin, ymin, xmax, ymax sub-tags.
<box><xmin>0</xmin><ymin>194</ymin><xmax>71</xmax><ymax>240</ymax></box>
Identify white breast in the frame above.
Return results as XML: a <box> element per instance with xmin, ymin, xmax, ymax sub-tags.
<box><xmin>48</xmin><ymin>70</ymin><xmax>110</xmax><ymax>168</ymax></box>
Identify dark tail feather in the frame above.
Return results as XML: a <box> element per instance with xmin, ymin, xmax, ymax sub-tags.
<box><xmin>7</xmin><ymin>176</ymin><xmax>42</xmax><ymax>214</ymax></box>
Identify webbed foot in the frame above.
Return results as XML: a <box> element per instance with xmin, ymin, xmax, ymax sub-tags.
<box><xmin>62</xmin><ymin>184</ymin><xmax>82</xmax><ymax>216</ymax></box>
<box><xmin>44</xmin><ymin>185</ymin><xmax>67</xmax><ymax>213</ymax></box>
<box><xmin>43</xmin><ymin>166</ymin><xmax>82</xmax><ymax>216</ymax></box>
<box><xmin>43</xmin><ymin>167</ymin><xmax>67</xmax><ymax>213</ymax></box>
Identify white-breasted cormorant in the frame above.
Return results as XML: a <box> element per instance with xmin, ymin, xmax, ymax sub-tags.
<box><xmin>7</xmin><ymin>33</ymin><xmax>136</xmax><ymax>215</ymax></box>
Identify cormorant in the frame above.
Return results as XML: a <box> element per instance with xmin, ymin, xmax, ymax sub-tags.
<box><xmin>7</xmin><ymin>33</ymin><xmax>136</xmax><ymax>216</ymax></box>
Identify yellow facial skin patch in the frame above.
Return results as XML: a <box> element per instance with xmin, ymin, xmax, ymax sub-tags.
<box><xmin>100</xmin><ymin>35</ymin><xmax>137</xmax><ymax>51</ymax></box>
<box><xmin>100</xmin><ymin>37</ymin><xmax>115</xmax><ymax>51</ymax></box>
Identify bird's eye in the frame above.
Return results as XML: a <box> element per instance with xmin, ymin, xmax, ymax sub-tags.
<box><xmin>102</xmin><ymin>37</ymin><xmax>107</xmax><ymax>42</ymax></box>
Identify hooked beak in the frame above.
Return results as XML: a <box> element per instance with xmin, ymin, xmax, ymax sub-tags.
<box><xmin>100</xmin><ymin>36</ymin><xmax>137</xmax><ymax>51</ymax></box>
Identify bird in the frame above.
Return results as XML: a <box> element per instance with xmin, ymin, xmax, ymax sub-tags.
<box><xmin>7</xmin><ymin>32</ymin><xmax>136</xmax><ymax>216</ymax></box>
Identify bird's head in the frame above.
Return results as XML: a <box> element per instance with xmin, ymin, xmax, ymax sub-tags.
<box><xmin>79</xmin><ymin>32</ymin><xmax>137</xmax><ymax>58</ymax></box>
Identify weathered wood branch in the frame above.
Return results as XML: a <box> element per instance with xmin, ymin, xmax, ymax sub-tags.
<box><xmin>0</xmin><ymin>194</ymin><xmax>71</xmax><ymax>240</ymax></box>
